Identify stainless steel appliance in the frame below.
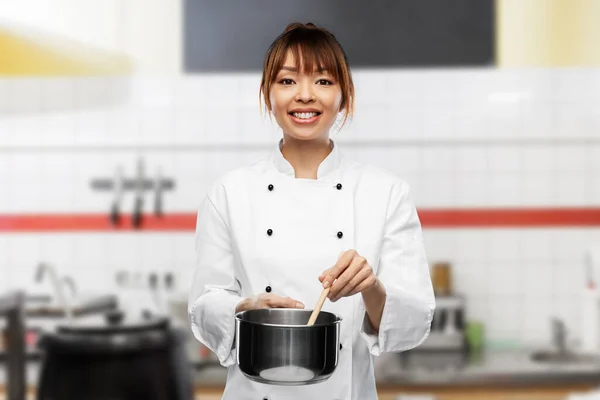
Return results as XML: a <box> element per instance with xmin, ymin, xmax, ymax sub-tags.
<box><xmin>0</xmin><ymin>291</ymin><xmax>26</xmax><ymax>400</ymax></box>
<box><xmin>398</xmin><ymin>295</ymin><xmax>468</xmax><ymax>370</ymax></box>
<box><xmin>235</xmin><ymin>308</ymin><xmax>341</xmax><ymax>385</ymax></box>
<box><xmin>36</xmin><ymin>310</ymin><xmax>193</xmax><ymax>400</ymax></box>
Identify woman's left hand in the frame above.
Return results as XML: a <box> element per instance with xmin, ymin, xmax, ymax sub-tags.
<box><xmin>319</xmin><ymin>249</ymin><xmax>379</xmax><ymax>302</ymax></box>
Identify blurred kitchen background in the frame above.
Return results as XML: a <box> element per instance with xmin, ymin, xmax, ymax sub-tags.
<box><xmin>1</xmin><ymin>0</ymin><xmax>600</xmax><ymax>399</ymax></box>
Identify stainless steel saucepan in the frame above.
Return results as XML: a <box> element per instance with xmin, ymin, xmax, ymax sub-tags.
<box><xmin>234</xmin><ymin>308</ymin><xmax>342</xmax><ymax>385</ymax></box>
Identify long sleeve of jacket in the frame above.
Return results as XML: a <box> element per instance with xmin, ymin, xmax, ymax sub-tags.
<box><xmin>188</xmin><ymin>190</ymin><xmax>242</xmax><ymax>367</ymax></box>
<box><xmin>359</xmin><ymin>178</ymin><xmax>436</xmax><ymax>356</ymax></box>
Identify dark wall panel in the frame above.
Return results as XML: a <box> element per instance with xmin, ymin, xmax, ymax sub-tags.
<box><xmin>183</xmin><ymin>0</ymin><xmax>495</xmax><ymax>72</ymax></box>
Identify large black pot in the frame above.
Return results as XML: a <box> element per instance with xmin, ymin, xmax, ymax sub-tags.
<box><xmin>36</xmin><ymin>311</ymin><xmax>193</xmax><ymax>400</ymax></box>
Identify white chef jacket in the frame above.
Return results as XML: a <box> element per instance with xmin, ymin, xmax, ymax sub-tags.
<box><xmin>188</xmin><ymin>139</ymin><xmax>435</xmax><ymax>400</ymax></box>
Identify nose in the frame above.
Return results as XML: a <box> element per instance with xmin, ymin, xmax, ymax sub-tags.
<box><xmin>295</xmin><ymin>81</ymin><xmax>315</xmax><ymax>103</ymax></box>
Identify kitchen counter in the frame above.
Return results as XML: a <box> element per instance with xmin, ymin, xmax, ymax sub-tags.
<box><xmin>1</xmin><ymin>350</ymin><xmax>600</xmax><ymax>389</ymax></box>
<box><xmin>191</xmin><ymin>349</ymin><xmax>600</xmax><ymax>388</ymax></box>
<box><xmin>373</xmin><ymin>350</ymin><xmax>600</xmax><ymax>388</ymax></box>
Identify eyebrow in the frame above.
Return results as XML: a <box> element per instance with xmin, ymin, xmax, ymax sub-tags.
<box><xmin>279</xmin><ymin>66</ymin><xmax>328</xmax><ymax>73</ymax></box>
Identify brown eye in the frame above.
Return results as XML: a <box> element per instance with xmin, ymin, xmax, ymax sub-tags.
<box><xmin>317</xmin><ymin>79</ymin><xmax>333</xmax><ymax>85</ymax></box>
<box><xmin>280</xmin><ymin>79</ymin><xmax>294</xmax><ymax>85</ymax></box>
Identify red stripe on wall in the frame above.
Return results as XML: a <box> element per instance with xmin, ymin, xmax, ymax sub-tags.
<box><xmin>1</xmin><ymin>208</ymin><xmax>600</xmax><ymax>232</ymax></box>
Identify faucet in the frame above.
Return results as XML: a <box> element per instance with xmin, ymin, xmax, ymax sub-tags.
<box><xmin>61</xmin><ymin>276</ymin><xmax>78</xmax><ymax>298</ymax></box>
<box><xmin>35</xmin><ymin>263</ymin><xmax>73</xmax><ymax>324</ymax></box>
<box><xmin>551</xmin><ymin>318</ymin><xmax>568</xmax><ymax>355</ymax></box>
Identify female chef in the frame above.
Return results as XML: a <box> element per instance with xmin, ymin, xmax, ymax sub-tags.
<box><xmin>188</xmin><ymin>22</ymin><xmax>436</xmax><ymax>399</ymax></box>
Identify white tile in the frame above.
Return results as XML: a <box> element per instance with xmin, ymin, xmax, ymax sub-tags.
<box><xmin>421</xmin><ymin>148</ymin><xmax>456</xmax><ymax>173</ymax></box>
<box><xmin>421</xmin><ymin>230</ymin><xmax>456</xmax><ymax>263</ymax></box>
<box><xmin>8</xmin><ymin>79</ymin><xmax>42</xmax><ymax>114</ymax></box>
<box><xmin>521</xmin><ymin>262</ymin><xmax>554</xmax><ymax>297</ymax></box>
<box><xmin>41</xmin><ymin>78</ymin><xmax>75</xmax><ymax>112</ymax></box>
<box><xmin>420</xmin><ymin>71</ymin><xmax>458</xmax><ymax>105</ymax></box>
<box><xmin>520</xmin><ymin>230</ymin><xmax>556</xmax><ymax>262</ymax></box>
<box><xmin>454</xmin><ymin>106</ymin><xmax>489</xmax><ymax>138</ymax></box>
<box><xmin>453</xmin><ymin>230</ymin><xmax>490</xmax><ymax>263</ymax></box>
<box><xmin>552</xmin><ymin>69</ymin><xmax>596</xmax><ymax>102</ymax></box>
<box><xmin>130</xmin><ymin>77</ymin><xmax>174</xmax><ymax>108</ymax></box>
<box><xmin>465</xmin><ymin>295</ymin><xmax>489</xmax><ymax>324</ymax></box>
<box><xmin>173</xmin><ymin>76</ymin><xmax>207</xmax><ymax>108</ymax></box>
<box><xmin>553</xmin><ymin>229</ymin><xmax>590</xmax><ymax>263</ymax></box>
<box><xmin>590</xmin><ymin>174</ymin><xmax>600</xmax><ymax>205</ymax></box>
<box><xmin>138</xmin><ymin>109</ymin><xmax>174</xmax><ymax>145</ymax></box>
<box><xmin>0</xmin><ymin>160</ymin><xmax>8</xmax><ymax>211</ymax></box>
<box><xmin>487</xmin><ymin>296</ymin><xmax>521</xmax><ymax>340</ymax></box>
<box><xmin>73</xmin><ymin>78</ymin><xmax>113</xmax><ymax>109</ymax></box>
<box><xmin>421</xmin><ymin>106</ymin><xmax>455</xmax><ymax>139</ymax></box>
<box><xmin>420</xmin><ymin>173</ymin><xmax>456</xmax><ymax>207</ymax></box>
<box><xmin>9</xmin><ymin>117</ymin><xmax>42</xmax><ymax>146</ymax></box>
<box><xmin>556</xmin><ymin>145</ymin><xmax>587</xmax><ymax>172</ymax></box>
<box><xmin>237</xmin><ymin>73</ymin><xmax>263</xmax><ymax>109</ymax></box>
<box><xmin>74</xmin><ymin>110</ymin><xmax>107</xmax><ymax>145</ymax></box>
<box><xmin>72</xmin><ymin>235</ymin><xmax>106</xmax><ymax>269</ymax></box>
<box><xmin>351</xmin><ymin>107</ymin><xmax>391</xmax><ymax>140</ymax></box>
<box><xmin>239</xmin><ymin>108</ymin><xmax>271</xmax><ymax>143</ymax></box>
<box><xmin>488</xmin><ymin>230</ymin><xmax>522</xmax><ymax>262</ymax></box>
<box><xmin>105</xmin><ymin>107</ymin><xmax>140</xmax><ymax>145</ymax></box>
<box><xmin>551</xmin><ymin>296</ymin><xmax>581</xmax><ymax>344</ymax></box>
<box><xmin>39</xmin><ymin>235</ymin><xmax>75</xmax><ymax>272</ymax></box>
<box><xmin>0</xmin><ymin>79</ymin><xmax>9</xmax><ymax>113</ymax></box>
<box><xmin>204</xmin><ymin>109</ymin><xmax>241</xmax><ymax>143</ymax></box>
<box><xmin>521</xmin><ymin>172</ymin><xmax>555</xmax><ymax>206</ymax></box>
<box><xmin>487</xmin><ymin>103</ymin><xmax>522</xmax><ymax>138</ymax></box>
<box><xmin>556</xmin><ymin>172</ymin><xmax>588</xmax><ymax>205</ymax></box>
<box><xmin>522</xmin><ymin>145</ymin><xmax>555</xmax><ymax>173</ymax></box>
<box><xmin>553</xmin><ymin>262</ymin><xmax>584</xmax><ymax>296</ymax></box>
<box><xmin>521</xmin><ymin>296</ymin><xmax>553</xmax><ymax>346</ymax></box>
<box><xmin>488</xmin><ymin>174</ymin><xmax>522</xmax><ymax>206</ymax></box>
<box><xmin>0</xmin><ymin>116</ymin><xmax>11</xmax><ymax>139</ymax></box>
<box><xmin>488</xmin><ymin>262</ymin><xmax>522</xmax><ymax>296</ymax></box>
<box><xmin>203</xmin><ymin>75</ymin><xmax>241</xmax><ymax>108</ymax></box>
<box><xmin>455</xmin><ymin>145</ymin><xmax>489</xmax><ymax>173</ymax></box>
<box><xmin>452</xmin><ymin>262</ymin><xmax>490</xmax><ymax>296</ymax></box>
<box><xmin>488</xmin><ymin>146</ymin><xmax>522</xmax><ymax>173</ymax></box>
<box><xmin>386</xmin><ymin>70</ymin><xmax>424</xmax><ymax>104</ymax></box>
<box><xmin>587</xmin><ymin>145</ymin><xmax>600</xmax><ymax>174</ymax></box>
<box><xmin>7</xmin><ymin>236</ymin><xmax>42</xmax><ymax>274</ymax></box>
<box><xmin>520</xmin><ymin>104</ymin><xmax>553</xmax><ymax>138</ymax></box>
<box><xmin>554</xmin><ymin>104</ymin><xmax>598</xmax><ymax>139</ymax></box>
<box><xmin>39</xmin><ymin>113</ymin><xmax>76</xmax><ymax>146</ymax></box>
<box><xmin>353</xmin><ymin>71</ymin><xmax>389</xmax><ymax>109</ymax></box>
<box><xmin>9</xmin><ymin>153</ymin><xmax>43</xmax><ymax>181</ymax></box>
<box><xmin>454</xmin><ymin>173</ymin><xmax>490</xmax><ymax>206</ymax></box>
<box><xmin>384</xmin><ymin>105</ymin><xmax>421</xmax><ymax>139</ymax></box>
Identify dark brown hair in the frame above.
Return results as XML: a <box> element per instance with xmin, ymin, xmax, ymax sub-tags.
<box><xmin>259</xmin><ymin>22</ymin><xmax>355</xmax><ymax>128</ymax></box>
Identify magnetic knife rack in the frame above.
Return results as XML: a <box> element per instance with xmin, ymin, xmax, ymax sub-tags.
<box><xmin>90</xmin><ymin>158</ymin><xmax>176</xmax><ymax>228</ymax></box>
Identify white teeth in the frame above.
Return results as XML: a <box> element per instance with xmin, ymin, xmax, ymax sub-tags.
<box><xmin>292</xmin><ymin>112</ymin><xmax>318</xmax><ymax>119</ymax></box>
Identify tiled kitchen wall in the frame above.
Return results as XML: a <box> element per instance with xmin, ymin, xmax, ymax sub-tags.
<box><xmin>1</xmin><ymin>68</ymin><xmax>599</xmax><ymax>347</ymax></box>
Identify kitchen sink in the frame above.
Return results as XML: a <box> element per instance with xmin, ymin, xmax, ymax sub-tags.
<box><xmin>530</xmin><ymin>350</ymin><xmax>600</xmax><ymax>364</ymax></box>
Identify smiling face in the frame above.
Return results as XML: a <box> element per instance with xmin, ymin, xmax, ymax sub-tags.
<box><xmin>260</xmin><ymin>23</ymin><xmax>355</xmax><ymax>141</ymax></box>
<box><xmin>269</xmin><ymin>51</ymin><xmax>343</xmax><ymax>141</ymax></box>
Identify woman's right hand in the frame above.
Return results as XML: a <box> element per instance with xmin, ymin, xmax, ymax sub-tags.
<box><xmin>235</xmin><ymin>293</ymin><xmax>305</xmax><ymax>313</ymax></box>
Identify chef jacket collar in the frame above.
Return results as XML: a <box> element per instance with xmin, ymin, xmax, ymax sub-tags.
<box><xmin>271</xmin><ymin>138</ymin><xmax>342</xmax><ymax>180</ymax></box>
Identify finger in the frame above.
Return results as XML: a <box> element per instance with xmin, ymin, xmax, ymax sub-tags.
<box><xmin>329</xmin><ymin>255</ymin><xmax>365</xmax><ymax>299</ymax></box>
<box><xmin>347</xmin><ymin>275</ymin><xmax>378</xmax><ymax>297</ymax></box>
<box><xmin>268</xmin><ymin>295</ymin><xmax>305</xmax><ymax>309</ymax></box>
<box><xmin>323</xmin><ymin>250</ymin><xmax>355</xmax><ymax>287</ymax></box>
<box><xmin>319</xmin><ymin>250</ymin><xmax>346</xmax><ymax>284</ymax></box>
<box><xmin>333</xmin><ymin>265</ymin><xmax>372</xmax><ymax>301</ymax></box>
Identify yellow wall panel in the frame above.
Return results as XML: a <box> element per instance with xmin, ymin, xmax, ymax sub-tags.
<box><xmin>0</xmin><ymin>28</ymin><xmax>131</xmax><ymax>76</ymax></box>
<box><xmin>497</xmin><ymin>0</ymin><xmax>600</xmax><ymax>67</ymax></box>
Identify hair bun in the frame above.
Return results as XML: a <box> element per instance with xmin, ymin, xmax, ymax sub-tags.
<box><xmin>284</xmin><ymin>22</ymin><xmax>318</xmax><ymax>33</ymax></box>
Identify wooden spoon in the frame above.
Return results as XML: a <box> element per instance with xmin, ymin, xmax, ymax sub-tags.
<box><xmin>307</xmin><ymin>287</ymin><xmax>330</xmax><ymax>326</ymax></box>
